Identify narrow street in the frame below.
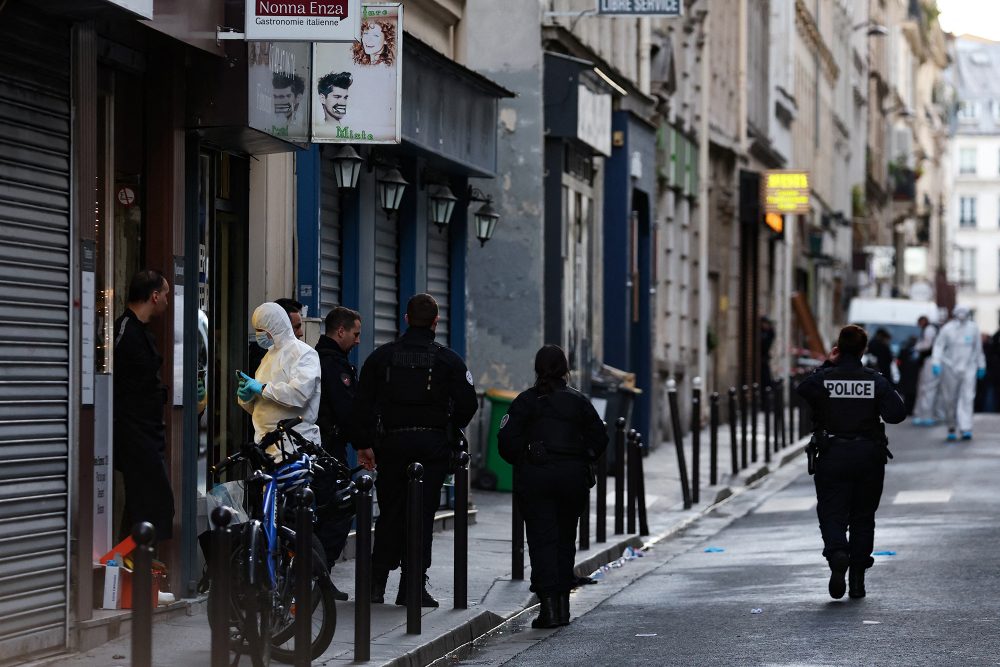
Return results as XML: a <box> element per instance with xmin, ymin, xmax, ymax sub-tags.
<box><xmin>461</xmin><ymin>416</ymin><xmax>1000</xmax><ymax>667</ymax></box>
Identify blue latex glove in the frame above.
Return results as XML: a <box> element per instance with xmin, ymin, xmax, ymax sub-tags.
<box><xmin>237</xmin><ymin>372</ymin><xmax>264</xmax><ymax>401</ymax></box>
<box><xmin>978</xmin><ymin>367</ymin><xmax>986</xmax><ymax>380</ymax></box>
<box><xmin>932</xmin><ymin>365</ymin><xmax>941</xmax><ymax>377</ymax></box>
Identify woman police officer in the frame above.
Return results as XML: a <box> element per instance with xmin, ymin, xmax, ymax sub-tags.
<box><xmin>497</xmin><ymin>345</ymin><xmax>608</xmax><ymax>628</ymax></box>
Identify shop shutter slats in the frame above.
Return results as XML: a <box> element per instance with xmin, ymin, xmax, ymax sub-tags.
<box><xmin>0</xmin><ymin>2</ymin><xmax>70</xmax><ymax>658</ymax></box>
<box><xmin>426</xmin><ymin>226</ymin><xmax>451</xmax><ymax>345</ymax></box>
<box><xmin>373</xmin><ymin>213</ymin><xmax>399</xmax><ymax>346</ymax></box>
<box><xmin>318</xmin><ymin>149</ymin><xmax>342</xmax><ymax>318</ymax></box>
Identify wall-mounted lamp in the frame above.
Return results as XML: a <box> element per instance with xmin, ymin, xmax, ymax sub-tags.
<box><xmin>427</xmin><ymin>184</ymin><xmax>458</xmax><ymax>231</ymax></box>
<box><xmin>377</xmin><ymin>167</ymin><xmax>409</xmax><ymax>213</ymax></box>
<box><xmin>331</xmin><ymin>145</ymin><xmax>363</xmax><ymax>189</ymax></box>
<box><xmin>468</xmin><ymin>186</ymin><xmax>500</xmax><ymax>247</ymax></box>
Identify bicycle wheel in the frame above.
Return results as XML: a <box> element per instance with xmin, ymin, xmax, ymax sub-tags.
<box><xmin>230</xmin><ymin>522</ymin><xmax>276</xmax><ymax>667</ymax></box>
<box><xmin>271</xmin><ymin>555</ymin><xmax>336</xmax><ymax>662</ymax></box>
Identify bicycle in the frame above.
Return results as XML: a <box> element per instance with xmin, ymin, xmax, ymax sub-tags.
<box><xmin>209</xmin><ymin>417</ymin><xmax>360</xmax><ymax>665</ymax></box>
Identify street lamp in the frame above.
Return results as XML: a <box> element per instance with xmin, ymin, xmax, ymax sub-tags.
<box><xmin>330</xmin><ymin>145</ymin><xmax>363</xmax><ymax>190</ymax></box>
<box><xmin>377</xmin><ymin>167</ymin><xmax>409</xmax><ymax>213</ymax></box>
<box><xmin>427</xmin><ymin>184</ymin><xmax>458</xmax><ymax>231</ymax></box>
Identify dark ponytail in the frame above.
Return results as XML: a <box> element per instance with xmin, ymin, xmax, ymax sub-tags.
<box><xmin>534</xmin><ymin>344</ymin><xmax>569</xmax><ymax>395</ymax></box>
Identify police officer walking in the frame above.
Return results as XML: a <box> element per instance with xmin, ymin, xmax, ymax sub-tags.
<box><xmin>797</xmin><ymin>325</ymin><xmax>906</xmax><ymax>599</ymax></box>
<box><xmin>354</xmin><ymin>294</ymin><xmax>478</xmax><ymax>606</ymax></box>
<box><xmin>497</xmin><ymin>345</ymin><xmax>608</xmax><ymax>628</ymax></box>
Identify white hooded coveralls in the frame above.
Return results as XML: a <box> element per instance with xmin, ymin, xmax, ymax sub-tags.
<box><xmin>931</xmin><ymin>315</ymin><xmax>985</xmax><ymax>433</ymax></box>
<box><xmin>913</xmin><ymin>323</ymin><xmax>941</xmax><ymax>421</ymax></box>
<box><xmin>239</xmin><ymin>302</ymin><xmax>322</xmax><ymax>459</ymax></box>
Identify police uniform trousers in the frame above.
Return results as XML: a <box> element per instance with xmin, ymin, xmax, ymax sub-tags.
<box><xmin>814</xmin><ymin>437</ymin><xmax>885</xmax><ymax>568</ymax></box>
<box><xmin>514</xmin><ymin>458</ymin><xmax>589</xmax><ymax>595</ymax></box>
<box><xmin>114</xmin><ymin>416</ymin><xmax>174</xmax><ymax>542</ymax></box>
<box><xmin>313</xmin><ymin>441</ymin><xmax>353</xmax><ymax>568</ymax></box>
<box><xmin>372</xmin><ymin>431</ymin><xmax>451</xmax><ymax>575</ymax></box>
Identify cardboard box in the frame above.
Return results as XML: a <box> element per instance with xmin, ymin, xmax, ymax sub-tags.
<box><xmin>101</xmin><ymin>562</ymin><xmax>122</xmax><ymax>610</ymax></box>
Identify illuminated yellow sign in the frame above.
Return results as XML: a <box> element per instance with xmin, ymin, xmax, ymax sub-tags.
<box><xmin>763</xmin><ymin>170</ymin><xmax>811</xmax><ymax>215</ymax></box>
<box><xmin>765</xmin><ymin>212</ymin><xmax>784</xmax><ymax>234</ymax></box>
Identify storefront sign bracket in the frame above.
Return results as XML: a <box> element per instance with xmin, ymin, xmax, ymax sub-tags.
<box><xmin>216</xmin><ymin>27</ymin><xmax>246</xmax><ymax>44</ymax></box>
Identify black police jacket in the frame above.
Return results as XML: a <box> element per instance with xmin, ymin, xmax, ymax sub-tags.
<box><xmin>497</xmin><ymin>382</ymin><xmax>608</xmax><ymax>465</ymax></box>
<box><xmin>113</xmin><ymin>308</ymin><xmax>168</xmax><ymax>437</ymax></box>
<box><xmin>315</xmin><ymin>335</ymin><xmax>358</xmax><ymax>455</ymax></box>
<box><xmin>796</xmin><ymin>356</ymin><xmax>906</xmax><ymax>437</ymax></box>
<box><xmin>353</xmin><ymin>327</ymin><xmax>478</xmax><ymax>449</ymax></box>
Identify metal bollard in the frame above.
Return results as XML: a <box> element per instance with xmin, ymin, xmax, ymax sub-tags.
<box><xmin>740</xmin><ymin>385</ymin><xmax>749</xmax><ymax>469</ymax></box>
<box><xmin>763</xmin><ymin>386</ymin><xmax>772</xmax><ymax>464</ymax></box>
<box><xmin>751</xmin><ymin>382</ymin><xmax>760</xmax><ymax>464</ymax></box>
<box><xmin>512</xmin><ymin>468</ymin><xmax>524</xmax><ymax>580</ymax></box>
<box><xmin>667</xmin><ymin>379</ymin><xmax>693</xmax><ymax>509</ymax></box>
<box><xmin>294</xmin><ymin>487</ymin><xmax>315</xmax><ymax>667</ymax></box>
<box><xmin>406</xmin><ymin>463</ymin><xmax>424</xmax><ymax>635</ymax></box>
<box><xmin>131</xmin><ymin>522</ymin><xmax>155</xmax><ymax>667</ymax></box>
<box><xmin>634</xmin><ymin>434</ymin><xmax>649</xmax><ymax>536</ymax></box>
<box><xmin>614</xmin><ymin>418</ymin><xmax>626</xmax><ymax>535</ymax></box>
<box><xmin>210</xmin><ymin>507</ymin><xmax>233</xmax><ymax>667</ymax></box>
<box><xmin>710</xmin><ymin>392</ymin><xmax>720</xmax><ymax>486</ymax></box>
<box><xmin>728</xmin><ymin>388</ymin><xmax>739</xmax><ymax>476</ymax></box>
<box><xmin>596</xmin><ymin>427</ymin><xmax>608</xmax><ymax>544</ymax></box>
<box><xmin>579</xmin><ymin>483</ymin><xmax>591</xmax><ymax>551</ymax></box>
<box><xmin>454</xmin><ymin>451</ymin><xmax>471</xmax><ymax>610</ymax></box>
<box><xmin>691</xmin><ymin>378</ymin><xmax>702</xmax><ymax>504</ymax></box>
<box><xmin>354</xmin><ymin>475</ymin><xmax>374</xmax><ymax>662</ymax></box>
<box><xmin>626</xmin><ymin>429</ymin><xmax>638</xmax><ymax>534</ymax></box>
<box><xmin>776</xmin><ymin>379</ymin><xmax>787</xmax><ymax>449</ymax></box>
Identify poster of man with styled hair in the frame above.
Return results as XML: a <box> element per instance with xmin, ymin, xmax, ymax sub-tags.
<box><xmin>312</xmin><ymin>3</ymin><xmax>401</xmax><ymax>144</ymax></box>
<box><xmin>248</xmin><ymin>41</ymin><xmax>312</xmax><ymax>142</ymax></box>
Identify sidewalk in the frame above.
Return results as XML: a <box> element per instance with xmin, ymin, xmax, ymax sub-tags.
<box><xmin>45</xmin><ymin>412</ymin><xmax>804</xmax><ymax>667</ymax></box>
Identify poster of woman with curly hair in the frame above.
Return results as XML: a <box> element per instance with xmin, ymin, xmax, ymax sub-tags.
<box><xmin>312</xmin><ymin>4</ymin><xmax>402</xmax><ymax>144</ymax></box>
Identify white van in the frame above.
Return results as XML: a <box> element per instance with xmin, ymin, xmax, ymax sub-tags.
<box><xmin>846</xmin><ymin>297</ymin><xmax>941</xmax><ymax>354</ymax></box>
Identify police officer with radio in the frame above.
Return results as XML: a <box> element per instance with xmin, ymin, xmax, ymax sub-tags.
<box><xmin>354</xmin><ymin>293</ymin><xmax>478</xmax><ymax>606</ymax></box>
<box><xmin>797</xmin><ymin>325</ymin><xmax>906</xmax><ymax>600</ymax></box>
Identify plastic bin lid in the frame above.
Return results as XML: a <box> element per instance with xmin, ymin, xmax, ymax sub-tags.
<box><xmin>485</xmin><ymin>388</ymin><xmax>519</xmax><ymax>402</ymax></box>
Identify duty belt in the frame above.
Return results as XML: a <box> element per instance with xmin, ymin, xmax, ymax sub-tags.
<box><xmin>387</xmin><ymin>426</ymin><xmax>446</xmax><ymax>434</ymax></box>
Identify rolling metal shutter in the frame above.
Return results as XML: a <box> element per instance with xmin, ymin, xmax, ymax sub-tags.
<box><xmin>0</xmin><ymin>2</ymin><xmax>71</xmax><ymax>658</ymax></box>
<box><xmin>373</xmin><ymin>212</ymin><xmax>399</xmax><ymax>346</ymax></box>
<box><xmin>318</xmin><ymin>149</ymin><xmax>342</xmax><ymax>319</ymax></box>
<box><xmin>426</xmin><ymin>226</ymin><xmax>450</xmax><ymax>345</ymax></box>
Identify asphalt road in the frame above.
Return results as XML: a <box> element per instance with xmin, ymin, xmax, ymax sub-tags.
<box><xmin>461</xmin><ymin>416</ymin><xmax>1000</xmax><ymax>667</ymax></box>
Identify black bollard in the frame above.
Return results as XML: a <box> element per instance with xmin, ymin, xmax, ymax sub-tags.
<box><xmin>579</xmin><ymin>482</ymin><xmax>591</xmax><ymax>551</ymax></box>
<box><xmin>512</xmin><ymin>468</ymin><xmax>524</xmax><ymax>580</ymax></box>
<box><xmin>634</xmin><ymin>434</ymin><xmax>650</xmax><ymax>536</ymax></box>
<box><xmin>596</xmin><ymin>427</ymin><xmax>608</xmax><ymax>544</ymax></box>
<box><xmin>691</xmin><ymin>378</ymin><xmax>702</xmax><ymax>504</ymax></box>
<box><xmin>776</xmin><ymin>379</ymin><xmax>786</xmax><ymax>449</ymax></box>
<box><xmin>667</xmin><ymin>380</ymin><xmax>693</xmax><ymax>509</ymax></box>
<box><xmin>454</xmin><ymin>451</ymin><xmax>470</xmax><ymax>610</ymax></box>
<box><xmin>626</xmin><ymin>429</ymin><xmax>638</xmax><ymax>534</ymax></box>
<box><xmin>740</xmin><ymin>385</ymin><xmax>749</xmax><ymax>469</ymax></box>
<box><xmin>131</xmin><ymin>521</ymin><xmax>155</xmax><ymax>667</ymax></box>
<box><xmin>710</xmin><ymin>392</ymin><xmax>720</xmax><ymax>486</ymax></box>
<box><xmin>751</xmin><ymin>383</ymin><xmax>760</xmax><ymax>464</ymax></box>
<box><xmin>789</xmin><ymin>386</ymin><xmax>798</xmax><ymax>442</ymax></box>
<box><xmin>354</xmin><ymin>475</ymin><xmax>374</xmax><ymax>662</ymax></box>
<box><xmin>728</xmin><ymin>388</ymin><xmax>739</xmax><ymax>476</ymax></box>
<box><xmin>295</xmin><ymin>487</ymin><xmax>314</xmax><ymax>667</ymax></box>
<box><xmin>406</xmin><ymin>463</ymin><xmax>424</xmax><ymax>635</ymax></box>
<box><xmin>210</xmin><ymin>507</ymin><xmax>233</xmax><ymax>667</ymax></box>
<box><xmin>763</xmin><ymin>386</ymin><xmax>772</xmax><ymax>464</ymax></box>
<box><xmin>614</xmin><ymin>418</ymin><xmax>626</xmax><ymax>535</ymax></box>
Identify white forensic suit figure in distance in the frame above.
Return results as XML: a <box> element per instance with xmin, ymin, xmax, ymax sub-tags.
<box><xmin>238</xmin><ymin>302</ymin><xmax>322</xmax><ymax>459</ymax></box>
<box><xmin>930</xmin><ymin>306</ymin><xmax>985</xmax><ymax>441</ymax></box>
<box><xmin>912</xmin><ymin>316</ymin><xmax>941</xmax><ymax>426</ymax></box>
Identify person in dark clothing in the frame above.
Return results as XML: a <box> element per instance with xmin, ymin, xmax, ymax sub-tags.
<box><xmin>248</xmin><ymin>298</ymin><xmax>303</xmax><ymax>375</ymax></box>
<box><xmin>113</xmin><ymin>270</ymin><xmax>175</xmax><ymax>543</ymax></box>
<box><xmin>497</xmin><ymin>345</ymin><xmax>609</xmax><ymax>629</ymax></box>
<box><xmin>866</xmin><ymin>328</ymin><xmax>895</xmax><ymax>382</ymax></box>
<box><xmin>797</xmin><ymin>325</ymin><xmax>906</xmax><ymax>600</ymax></box>
<box><xmin>353</xmin><ymin>293</ymin><xmax>478</xmax><ymax>607</ymax></box>
<box><xmin>897</xmin><ymin>335</ymin><xmax>921</xmax><ymax>414</ymax></box>
<box><xmin>314</xmin><ymin>306</ymin><xmax>364</xmax><ymax>600</ymax></box>
<box><xmin>760</xmin><ymin>315</ymin><xmax>776</xmax><ymax>388</ymax></box>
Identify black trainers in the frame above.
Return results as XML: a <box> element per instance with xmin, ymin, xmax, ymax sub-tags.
<box><xmin>395</xmin><ymin>575</ymin><xmax>440</xmax><ymax>608</ymax></box>
<box><xmin>848</xmin><ymin>565</ymin><xmax>866</xmax><ymax>599</ymax></box>
<box><xmin>330</xmin><ymin>580</ymin><xmax>349</xmax><ymax>602</ymax></box>
<box><xmin>828</xmin><ymin>552</ymin><xmax>849</xmax><ymax>600</ymax></box>
<box><xmin>371</xmin><ymin>569</ymin><xmax>389</xmax><ymax>604</ymax></box>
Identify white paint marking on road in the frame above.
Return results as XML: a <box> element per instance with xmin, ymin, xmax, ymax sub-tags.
<box><xmin>863</xmin><ymin>620</ymin><xmax>881</xmax><ymax>625</ymax></box>
<box><xmin>756</xmin><ymin>496</ymin><xmax>817</xmax><ymax>513</ymax></box>
<box><xmin>635</xmin><ymin>633</ymin><xmax>657</xmax><ymax>637</ymax></box>
<box><xmin>892</xmin><ymin>490</ymin><xmax>953</xmax><ymax>505</ymax></box>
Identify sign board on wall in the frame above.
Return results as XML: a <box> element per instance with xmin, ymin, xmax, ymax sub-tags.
<box><xmin>105</xmin><ymin>0</ymin><xmax>153</xmax><ymax>19</ymax></box>
<box><xmin>763</xmin><ymin>170</ymin><xmax>811</xmax><ymax>215</ymax></box>
<box><xmin>311</xmin><ymin>4</ymin><xmax>402</xmax><ymax>144</ymax></box>
<box><xmin>245</xmin><ymin>0</ymin><xmax>362</xmax><ymax>42</ymax></box>
<box><xmin>248</xmin><ymin>41</ymin><xmax>312</xmax><ymax>142</ymax></box>
<box><xmin>597</xmin><ymin>0</ymin><xmax>683</xmax><ymax>17</ymax></box>
<box><xmin>577</xmin><ymin>84</ymin><xmax>612</xmax><ymax>156</ymax></box>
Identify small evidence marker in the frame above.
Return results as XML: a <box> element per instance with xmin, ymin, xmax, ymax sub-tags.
<box><xmin>704</xmin><ymin>546</ymin><xmax>725</xmax><ymax>553</ymax></box>
<box><xmin>872</xmin><ymin>550</ymin><xmax>896</xmax><ymax>556</ymax></box>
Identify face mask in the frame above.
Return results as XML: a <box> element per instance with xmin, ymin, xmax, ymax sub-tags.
<box><xmin>256</xmin><ymin>331</ymin><xmax>273</xmax><ymax>350</ymax></box>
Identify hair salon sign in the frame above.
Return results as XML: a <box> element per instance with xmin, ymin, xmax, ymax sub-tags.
<box><xmin>245</xmin><ymin>0</ymin><xmax>362</xmax><ymax>41</ymax></box>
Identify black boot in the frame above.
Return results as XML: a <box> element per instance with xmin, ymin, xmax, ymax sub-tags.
<box><xmin>394</xmin><ymin>573</ymin><xmax>440</xmax><ymax>608</ymax></box>
<box><xmin>827</xmin><ymin>551</ymin><xmax>849</xmax><ymax>600</ymax></box>
<box><xmin>531</xmin><ymin>595</ymin><xmax>560</xmax><ymax>629</ymax></box>
<box><xmin>330</xmin><ymin>580</ymin><xmax>349</xmax><ymax>602</ymax></box>
<box><xmin>848</xmin><ymin>565</ymin><xmax>866</xmax><ymax>599</ymax></box>
<box><xmin>555</xmin><ymin>593</ymin><xmax>570</xmax><ymax>626</ymax></box>
<box><xmin>371</xmin><ymin>569</ymin><xmax>389</xmax><ymax>604</ymax></box>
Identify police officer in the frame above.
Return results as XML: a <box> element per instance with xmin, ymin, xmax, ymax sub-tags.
<box><xmin>797</xmin><ymin>325</ymin><xmax>906</xmax><ymax>599</ymax></box>
<box><xmin>354</xmin><ymin>293</ymin><xmax>478</xmax><ymax>606</ymax></box>
<box><xmin>497</xmin><ymin>345</ymin><xmax>608</xmax><ymax>628</ymax></box>
<box><xmin>314</xmin><ymin>306</ymin><xmax>365</xmax><ymax>600</ymax></box>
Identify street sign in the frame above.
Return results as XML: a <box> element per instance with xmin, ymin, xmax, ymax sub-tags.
<box><xmin>597</xmin><ymin>0</ymin><xmax>683</xmax><ymax>17</ymax></box>
<box><xmin>245</xmin><ymin>0</ymin><xmax>361</xmax><ymax>42</ymax></box>
<box><xmin>763</xmin><ymin>170</ymin><xmax>811</xmax><ymax>215</ymax></box>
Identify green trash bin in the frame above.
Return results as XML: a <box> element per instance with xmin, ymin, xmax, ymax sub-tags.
<box><xmin>483</xmin><ymin>388</ymin><xmax>518</xmax><ymax>492</ymax></box>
